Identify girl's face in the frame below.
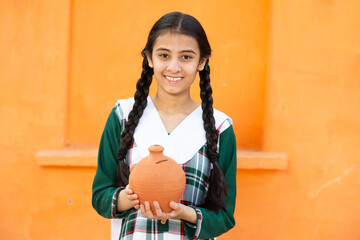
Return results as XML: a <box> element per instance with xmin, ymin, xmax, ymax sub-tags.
<box><xmin>147</xmin><ymin>32</ymin><xmax>207</xmax><ymax>97</ymax></box>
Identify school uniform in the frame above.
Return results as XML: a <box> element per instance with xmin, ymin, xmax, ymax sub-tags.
<box><xmin>92</xmin><ymin>97</ymin><xmax>237</xmax><ymax>240</ymax></box>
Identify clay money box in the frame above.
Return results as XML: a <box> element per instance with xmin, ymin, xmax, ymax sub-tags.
<box><xmin>129</xmin><ymin>145</ymin><xmax>186</xmax><ymax>213</ymax></box>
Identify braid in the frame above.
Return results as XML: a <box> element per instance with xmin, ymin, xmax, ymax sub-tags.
<box><xmin>116</xmin><ymin>56</ymin><xmax>153</xmax><ymax>186</ymax></box>
<box><xmin>199</xmin><ymin>60</ymin><xmax>227</xmax><ymax>212</ymax></box>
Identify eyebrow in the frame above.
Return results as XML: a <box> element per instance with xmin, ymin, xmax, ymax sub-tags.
<box><xmin>155</xmin><ymin>48</ymin><xmax>197</xmax><ymax>55</ymax></box>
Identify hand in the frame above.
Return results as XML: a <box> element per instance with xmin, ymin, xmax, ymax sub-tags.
<box><xmin>139</xmin><ymin>201</ymin><xmax>186</xmax><ymax>222</ymax></box>
<box><xmin>140</xmin><ymin>201</ymin><xmax>196</xmax><ymax>224</ymax></box>
<box><xmin>123</xmin><ymin>184</ymin><xmax>140</xmax><ymax>210</ymax></box>
<box><xmin>140</xmin><ymin>201</ymin><xmax>169</xmax><ymax>220</ymax></box>
<box><xmin>117</xmin><ymin>164</ymin><xmax>140</xmax><ymax>211</ymax></box>
<box><xmin>126</xmin><ymin>164</ymin><xmax>139</xmax><ymax>209</ymax></box>
<box><xmin>168</xmin><ymin>201</ymin><xmax>197</xmax><ymax>224</ymax></box>
<box><xmin>167</xmin><ymin>201</ymin><xmax>185</xmax><ymax>219</ymax></box>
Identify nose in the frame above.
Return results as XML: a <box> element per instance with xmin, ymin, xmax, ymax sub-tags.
<box><xmin>167</xmin><ymin>58</ymin><xmax>181</xmax><ymax>73</ymax></box>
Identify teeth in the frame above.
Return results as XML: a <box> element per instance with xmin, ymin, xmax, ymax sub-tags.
<box><xmin>165</xmin><ymin>76</ymin><xmax>182</xmax><ymax>81</ymax></box>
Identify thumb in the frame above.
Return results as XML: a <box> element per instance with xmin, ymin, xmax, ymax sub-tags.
<box><xmin>170</xmin><ymin>201</ymin><xmax>178</xmax><ymax>209</ymax></box>
<box><xmin>130</xmin><ymin>164</ymin><xmax>135</xmax><ymax>172</ymax></box>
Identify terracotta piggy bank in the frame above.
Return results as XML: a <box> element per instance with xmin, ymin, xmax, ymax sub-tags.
<box><xmin>129</xmin><ymin>145</ymin><xmax>186</xmax><ymax>213</ymax></box>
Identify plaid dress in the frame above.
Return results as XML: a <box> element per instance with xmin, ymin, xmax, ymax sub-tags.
<box><xmin>92</xmin><ymin>97</ymin><xmax>237</xmax><ymax>240</ymax></box>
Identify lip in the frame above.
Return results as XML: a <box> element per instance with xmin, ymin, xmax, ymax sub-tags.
<box><xmin>164</xmin><ymin>75</ymin><xmax>183</xmax><ymax>83</ymax></box>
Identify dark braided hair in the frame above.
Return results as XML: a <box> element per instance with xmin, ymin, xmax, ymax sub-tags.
<box><xmin>116</xmin><ymin>55</ymin><xmax>153</xmax><ymax>185</ymax></box>
<box><xmin>199</xmin><ymin>60</ymin><xmax>227</xmax><ymax>211</ymax></box>
<box><xmin>116</xmin><ymin>12</ymin><xmax>227</xmax><ymax>212</ymax></box>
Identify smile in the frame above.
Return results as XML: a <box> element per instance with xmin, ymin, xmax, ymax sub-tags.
<box><xmin>165</xmin><ymin>75</ymin><xmax>183</xmax><ymax>83</ymax></box>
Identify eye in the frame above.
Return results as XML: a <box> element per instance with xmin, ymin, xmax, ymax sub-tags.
<box><xmin>182</xmin><ymin>55</ymin><xmax>192</xmax><ymax>60</ymax></box>
<box><xmin>159</xmin><ymin>53</ymin><xmax>169</xmax><ymax>58</ymax></box>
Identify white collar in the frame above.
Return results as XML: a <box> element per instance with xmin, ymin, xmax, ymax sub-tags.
<box><xmin>121</xmin><ymin>97</ymin><xmax>230</xmax><ymax>164</ymax></box>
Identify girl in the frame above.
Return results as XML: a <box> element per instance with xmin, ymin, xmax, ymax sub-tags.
<box><xmin>92</xmin><ymin>12</ymin><xmax>237</xmax><ymax>240</ymax></box>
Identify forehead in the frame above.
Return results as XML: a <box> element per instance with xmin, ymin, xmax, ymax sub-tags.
<box><xmin>153</xmin><ymin>32</ymin><xmax>200</xmax><ymax>53</ymax></box>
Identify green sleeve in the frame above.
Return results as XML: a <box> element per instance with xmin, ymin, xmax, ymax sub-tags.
<box><xmin>91</xmin><ymin>107</ymin><xmax>131</xmax><ymax>219</ymax></box>
<box><xmin>184</xmin><ymin>125</ymin><xmax>237</xmax><ymax>239</ymax></box>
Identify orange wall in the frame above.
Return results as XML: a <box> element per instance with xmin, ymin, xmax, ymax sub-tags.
<box><xmin>1</xmin><ymin>0</ymin><xmax>359</xmax><ymax>240</ymax></box>
<box><xmin>0</xmin><ymin>0</ymin><xmax>69</xmax><ymax>150</ymax></box>
<box><xmin>260</xmin><ymin>1</ymin><xmax>360</xmax><ymax>239</ymax></box>
<box><xmin>68</xmin><ymin>0</ymin><xmax>269</xmax><ymax>148</ymax></box>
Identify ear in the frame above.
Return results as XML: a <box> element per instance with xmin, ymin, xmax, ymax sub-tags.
<box><xmin>146</xmin><ymin>54</ymin><xmax>153</xmax><ymax>68</ymax></box>
<box><xmin>197</xmin><ymin>58</ymin><xmax>207</xmax><ymax>71</ymax></box>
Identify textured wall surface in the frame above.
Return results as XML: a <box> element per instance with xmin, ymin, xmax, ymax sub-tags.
<box><xmin>260</xmin><ymin>1</ymin><xmax>360</xmax><ymax>239</ymax></box>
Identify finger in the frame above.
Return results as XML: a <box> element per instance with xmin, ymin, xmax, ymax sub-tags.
<box><xmin>140</xmin><ymin>204</ymin><xmax>146</xmax><ymax>215</ymax></box>
<box><xmin>128</xmin><ymin>194</ymin><xmax>138</xmax><ymax>201</ymax></box>
<box><xmin>130</xmin><ymin>164</ymin><xmax>135</xmax><ymax>172</ymax></box>
<box><xmin>131</xmin><ymin>200</ymin><xmax>140</xmax><ymax>208</ymax></box>
<box><xmin>153</xmin><ymin>201</ymin><xmax>163</xmax><ymax>218</ymax></box>
<box><xmin>169</xmin><ymin>210</ymin><xmax>178</xmax><ymax>218</ymax></box>
<box><xmin>169</xmin><ymin>201</ymin><xmax>178</xmax><ymax>210</ymax></box>
<box><xmin>168</xmin><ymin>202</ymin><xmax>182</xmax><ymax>218</ymax></box>
<box><xmin>163</xmin><ymin>212</ymin><xmax>170</xmax><ymax>219</ymax></box>
<box><xmin>144</xmin><ymin>201</ymin><xmax>154</xmax><ymax>218</ymax></box>
<box><xmin>125</xmin><ymin>185</ymin><xmax>133</xmax><ymax>195</ymax></box>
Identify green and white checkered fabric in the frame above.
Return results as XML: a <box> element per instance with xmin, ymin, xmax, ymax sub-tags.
<box><xmin>116</xmin><ymin>147</ymin><xmax>213</xmax><ymax>239</ymax></box>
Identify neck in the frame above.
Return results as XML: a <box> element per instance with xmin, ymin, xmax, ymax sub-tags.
<box><xmin>151</xmin><ymin>92</ymin><xmax>199</xmax><ymax>115</ymax></box>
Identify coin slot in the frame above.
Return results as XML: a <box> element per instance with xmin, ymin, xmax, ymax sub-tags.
<box><xmin>156</xmin><ymin>159</ymin><xmax>168</xmax><ymax>164</ymax></box>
